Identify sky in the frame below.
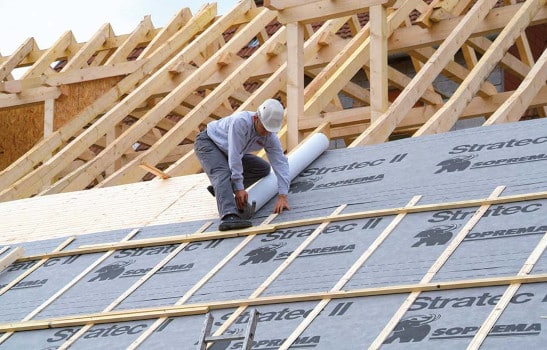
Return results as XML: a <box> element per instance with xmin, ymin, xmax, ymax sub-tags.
<box><xmin>0</xmin><ymin>0</ymin><xmax>240</xmax><ymax>54</ymax></box>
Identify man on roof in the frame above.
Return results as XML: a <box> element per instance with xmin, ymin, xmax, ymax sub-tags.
<box><xmin>194</xmin><ymin>98</ymin><xmax>291</xmax><ymax>231</ymax></box>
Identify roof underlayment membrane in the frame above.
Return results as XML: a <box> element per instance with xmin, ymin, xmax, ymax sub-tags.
<box><xmin>0</xmin><ymin>118</ymin><xmax>546</xmax><ymax>349</ymax></box>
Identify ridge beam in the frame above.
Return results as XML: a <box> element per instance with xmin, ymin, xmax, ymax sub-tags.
<box><xmin>267</xmin><ymin>0</ymin><xmax>394</xmax><ymax>24</ymax></box>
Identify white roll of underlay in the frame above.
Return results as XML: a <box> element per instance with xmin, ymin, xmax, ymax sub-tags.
<box><xmin>247</xmin><ymin>132</ymin><xmax>329</xmax><ymax>212</ymax></box>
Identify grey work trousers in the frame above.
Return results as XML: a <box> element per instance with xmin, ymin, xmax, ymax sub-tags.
<box><xmin>194</xmin><ymin>130</ymin><xmax>270</xmax><ymax>218</ymax></box>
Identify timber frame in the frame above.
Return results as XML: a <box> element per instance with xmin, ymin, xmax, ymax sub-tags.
<box><xmin>0</xmin><ymin>0</ymin><xmax>546</xmax><ymax>201</ymax></box>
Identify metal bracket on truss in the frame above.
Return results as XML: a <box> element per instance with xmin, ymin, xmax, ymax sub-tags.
<box><xmin>196</xmin><ymin>308</ymin><xmax>259</xmax><ymax>350</ymax></box>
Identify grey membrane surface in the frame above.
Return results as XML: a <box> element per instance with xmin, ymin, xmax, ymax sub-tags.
<box><xmin>262</xmin><ymin>118</ymin><xmax>547</xmax><ymax>223</ymax></box>
<box><xmin>0</xmin><ymin>119</ymin><xmax>545</xmax><ymax>349</ymax></box>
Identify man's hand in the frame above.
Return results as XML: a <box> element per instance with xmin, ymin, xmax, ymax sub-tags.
<box><xmin>234</xmin><ymin>189</ymin><xmax>249</xmax><ymax>210</ymax></box>
<box><xmin>273</xmin><ymin>194</ymin><xmax>290</xmax><ymax>214</ymax></box>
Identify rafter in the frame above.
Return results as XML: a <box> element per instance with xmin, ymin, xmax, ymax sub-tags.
<box><xmin>62</xmin><ymin>24</ymin><xmax>114</xmax><ymax>71</ymax></box>
<box><xmin>22</xmin><ymin>31</ymin><xmax>77</xmax><ymax>79</ymax></box>
<box><xmin>0</xmin><ymin>4</ymin><xmax>219</xmax><ymax>201</ymax></box>
<box><xmin>93</xmin><ymin>10</ymin><xmax>282</xmax><ymax>188</ymax></box>
<box><xmin>0</xmin><ymin>38</ymin><xmax>36</xmax><ymax>82</ymax></box>
<box><xmin>305</xmin><ymin>0</ymin><xmax>418</xmax><ymax>118</ymax></box>
<box><xmin>37</xmin><ymin>1</ymin><xmax>268</xmax><ymax>193</ymax></box>
<box><xmin>0</xmin><ymin>0</ymin><xmax>544</xmax><ymax>201</ymax></box>
<box><xmin>484</xmin><ymin>49</ymin><xmax>547</xmax><ymax>125</ymax></box>
<box><xmin>349</xmin><ymin>0</ymin><xmax>499</xmax><ymax>146</ymax></box>
<box><xmin>165</xmin><ymin>16</ymin><xmax>352</xmax><ymax>178</ymax></box>
<box><xmin>414</xmin><ymin>0</ymin><xmax>545</xmax><ymax>137</ymax></box>
<box><xmin>104</xmin><ymin>16</ymin><xmax>155</xmax><ymax>65</ymax></box>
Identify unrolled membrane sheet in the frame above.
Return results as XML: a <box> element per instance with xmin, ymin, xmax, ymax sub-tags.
<box><xmin>247</xmin><ymin>132</ymin><xmax>329</xmax><ymax>211</ymax></box>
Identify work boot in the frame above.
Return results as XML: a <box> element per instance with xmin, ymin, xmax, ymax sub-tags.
<box><xmin>207</xmin><ymin>185</ymin><xmax>215</xmax><ymax>197</ymax></box>
<box><xmin>219</xmin><ymin>214</ymin><xmax>252</xmax><ymax>231</ymax></box>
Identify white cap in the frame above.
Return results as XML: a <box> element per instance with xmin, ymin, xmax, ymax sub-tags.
<box><xmin>257</xmin><ymin>99</ymin><xmax>284</xmax><ymax>132</ymax></box>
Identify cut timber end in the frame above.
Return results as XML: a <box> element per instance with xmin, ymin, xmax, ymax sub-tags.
<box><xmin>139</xmin><ymin>163</ymin><xmax>171</xmax><ymax>179</ymax></box>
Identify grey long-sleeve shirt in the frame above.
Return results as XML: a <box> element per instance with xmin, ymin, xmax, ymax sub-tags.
<box><xmin>206</xmin><ymin>111</ymin><xmax>290</xmax><ymax>194</ymax></box>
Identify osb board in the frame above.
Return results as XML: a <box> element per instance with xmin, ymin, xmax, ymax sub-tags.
<box><xmin>0</xmin><ymin>103</ymin><xmax>44</xmax><ymax>171</ymax></box>
<box><xmin>0</xmin><ymin>173</ymin><xmax>218</xmax><ymax>245</ymax></box>
<box><xmin>0</xmin><ymin>76</ymin><xmax>122</xmax><ymax>171</ymax></box>
<box><xmin>53</xmin><ymin>77</ymin><xmax>122</xmax><ymax>130</ymax></box>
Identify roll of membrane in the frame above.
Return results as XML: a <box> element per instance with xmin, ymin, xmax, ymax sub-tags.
<box><xmin>247</xmin><ymin>132</ymin><xmax>329</xmax><ymax>212</ymax></box>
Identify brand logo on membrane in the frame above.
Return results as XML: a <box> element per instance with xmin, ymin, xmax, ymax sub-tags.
<box><xmin>412</xmin><ymin>224</ymin><xmax>459</xmax><ymax>247</ymax></box>
<box><xmin>240</xmin><ymin>243</ymin><xmax>286</xmax><ymax>265</ymax></box>
<box><xmin>88</xmin><ymin>260</ymin><xmax>135</xmax><ymax>282</ymax></box>
<box><xmin>384</xmin><ymin>314</ymin><xmax>441</xmax><ymax>344</ymax></box>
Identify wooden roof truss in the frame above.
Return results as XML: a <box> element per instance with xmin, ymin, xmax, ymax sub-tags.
<box><xmin>0</xmin><ymin>0</ymin><xmax>545</xmax><ymax>201</ymax></box>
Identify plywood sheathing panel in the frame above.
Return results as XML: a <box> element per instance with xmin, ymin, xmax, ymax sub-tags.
<box><xmin>0</xmin><ymin>173</ymin><xmax>216</xmax><ymax>245</ymax></box>
<box><xmin>0</xmin><ymin>104</ymin><xmax>43</xmax><ymax>171</ymax></box>
<box><xmin>0</xmin><ymin>77</ymin><xmax>122</xmax><ymax>171</ymax></box>
<box><xmin>53</xmin><ymin>77</ymin><xmax>123</xmax><ymax>129</ymax></box>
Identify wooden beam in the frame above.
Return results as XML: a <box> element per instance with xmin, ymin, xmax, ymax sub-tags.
<box><xmin>62</xmin><ymin>23</ymin><xmax>114</xmax><ymax>71</ymax></box>
<box><xmin>468</xmin><ymin>231</ymin><xmax>547</xmax><ymax>349</ymax></box>
<box><xmin>505</xmin><ymin>0</ymin><xmax>536</xmax><ymax>67</ymax></box>
<box><xmin>0</xmin><ymin>61</ymin><xmax>143</xmax><ymax>93</ymax></box>
<box><xmin>43</xmin><ymin>99</ymin><xmax>54</xmax><ymax>137</ymax></box>
<box><xmin>0</xmin><ymin>38</ymin><xmax>36</xmax><ymax>81</ymax></box>
<box><xmin>409</xmin><ymin>47</ymin><xmax>499</xmax><ymax>97</ymax></box>
<box><xmin>139</xmin><ymin>162</ymin><xmax>171</xmax><ymax>179</ymax></box>
<box><xmin>104</xmin><ymin>16</ymin><xmax>154</xmax><ymax>65</ymax></box>
<box><xmin>387</xmin><ymin>4</ymin><xmax>547</xmax><ymax>53</ymax></box>
<box><xmin>286</xmin><ymin>22</ymin><xmax>304</xmax><ymax>150</ymax></box>
<box><xmin>22</xmin><ymin>31</ymin><xmax>76</xmax><ymax>79</ymax></box>
<box><xmin>415</xmin><ymin>0</ymin><xmax>444</xmax><ymax>28</ymax></box>
<box><xmin>305</xmin><ymin>0</ymin><xmax>418</xmax><ymax>117</ymax></box>
<box><xmin>139</xmin><ymin>8</ymin><xmax>193</xmax><ymax>60</ymax></box>
<box><xmin>370</xmin><ymin>4</ymin><xmax>389</xmax><ymax>121</ymax></box>
<box><xmin>12</xmin><ymin>189</ymin><xmax>545</xmax><ymax>262</ymax></box>
<box><xmin>0</xmin><ymin>4</ymin><xmax>218</xmax><ymax>201</ymax></box>
<box><xmin>0</xmin><ymin>87</ymin><xmax>62</xmax><ymax>109</ymax></box>
<box><xmin>92</xmin><ymin>9</ymin><xmax>280</xmax><ymax>188</ymax></box>
<box><xmin>371</xmin><ymin>186</ymin><xmax>506</xmax><ymax>348</ymax></box>
<box><xmin>1</xmin><ymin>272</ymin><xmax>546</xmax><ymax>333</ymax></box>
<box><xmin>484</xmin><ymin>48</ymin><xmax>547</xmax><ymax>125</ymax></box>
<box><xmin>264</xmin><ymin>0</ymin><xmax>322</xmax><ymax>10</ymax></box>
<box><xmin>414</xmin><ymin>0</ymin><xmax>545</xmax><ymax>137</ymax></box>
<box><xmin>349</xmin><ymin>0</ymin><xmax>499</xmax><ymax>147</ymax></box>
<box><xmin>275</xmin><ymin>0</ymin><xmax>392</xmax><ymax>24</ymax></box>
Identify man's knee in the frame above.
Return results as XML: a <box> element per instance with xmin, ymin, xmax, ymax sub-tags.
<box><xmin>256</xmin><ymin>161</ymin><xmax>271</xmax><ymax>177</ymax></box>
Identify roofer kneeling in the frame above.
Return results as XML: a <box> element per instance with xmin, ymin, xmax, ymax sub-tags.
<box><xmin>194</xmin><ymin>98</ymin><xmax>291</xmax><ymax>231</ymax></box>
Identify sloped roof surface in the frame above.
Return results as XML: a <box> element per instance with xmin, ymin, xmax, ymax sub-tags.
<box><xmin>0</xmin><ymin>118</ymin><xmax>545</xmax><ymax>349</ymax></box>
